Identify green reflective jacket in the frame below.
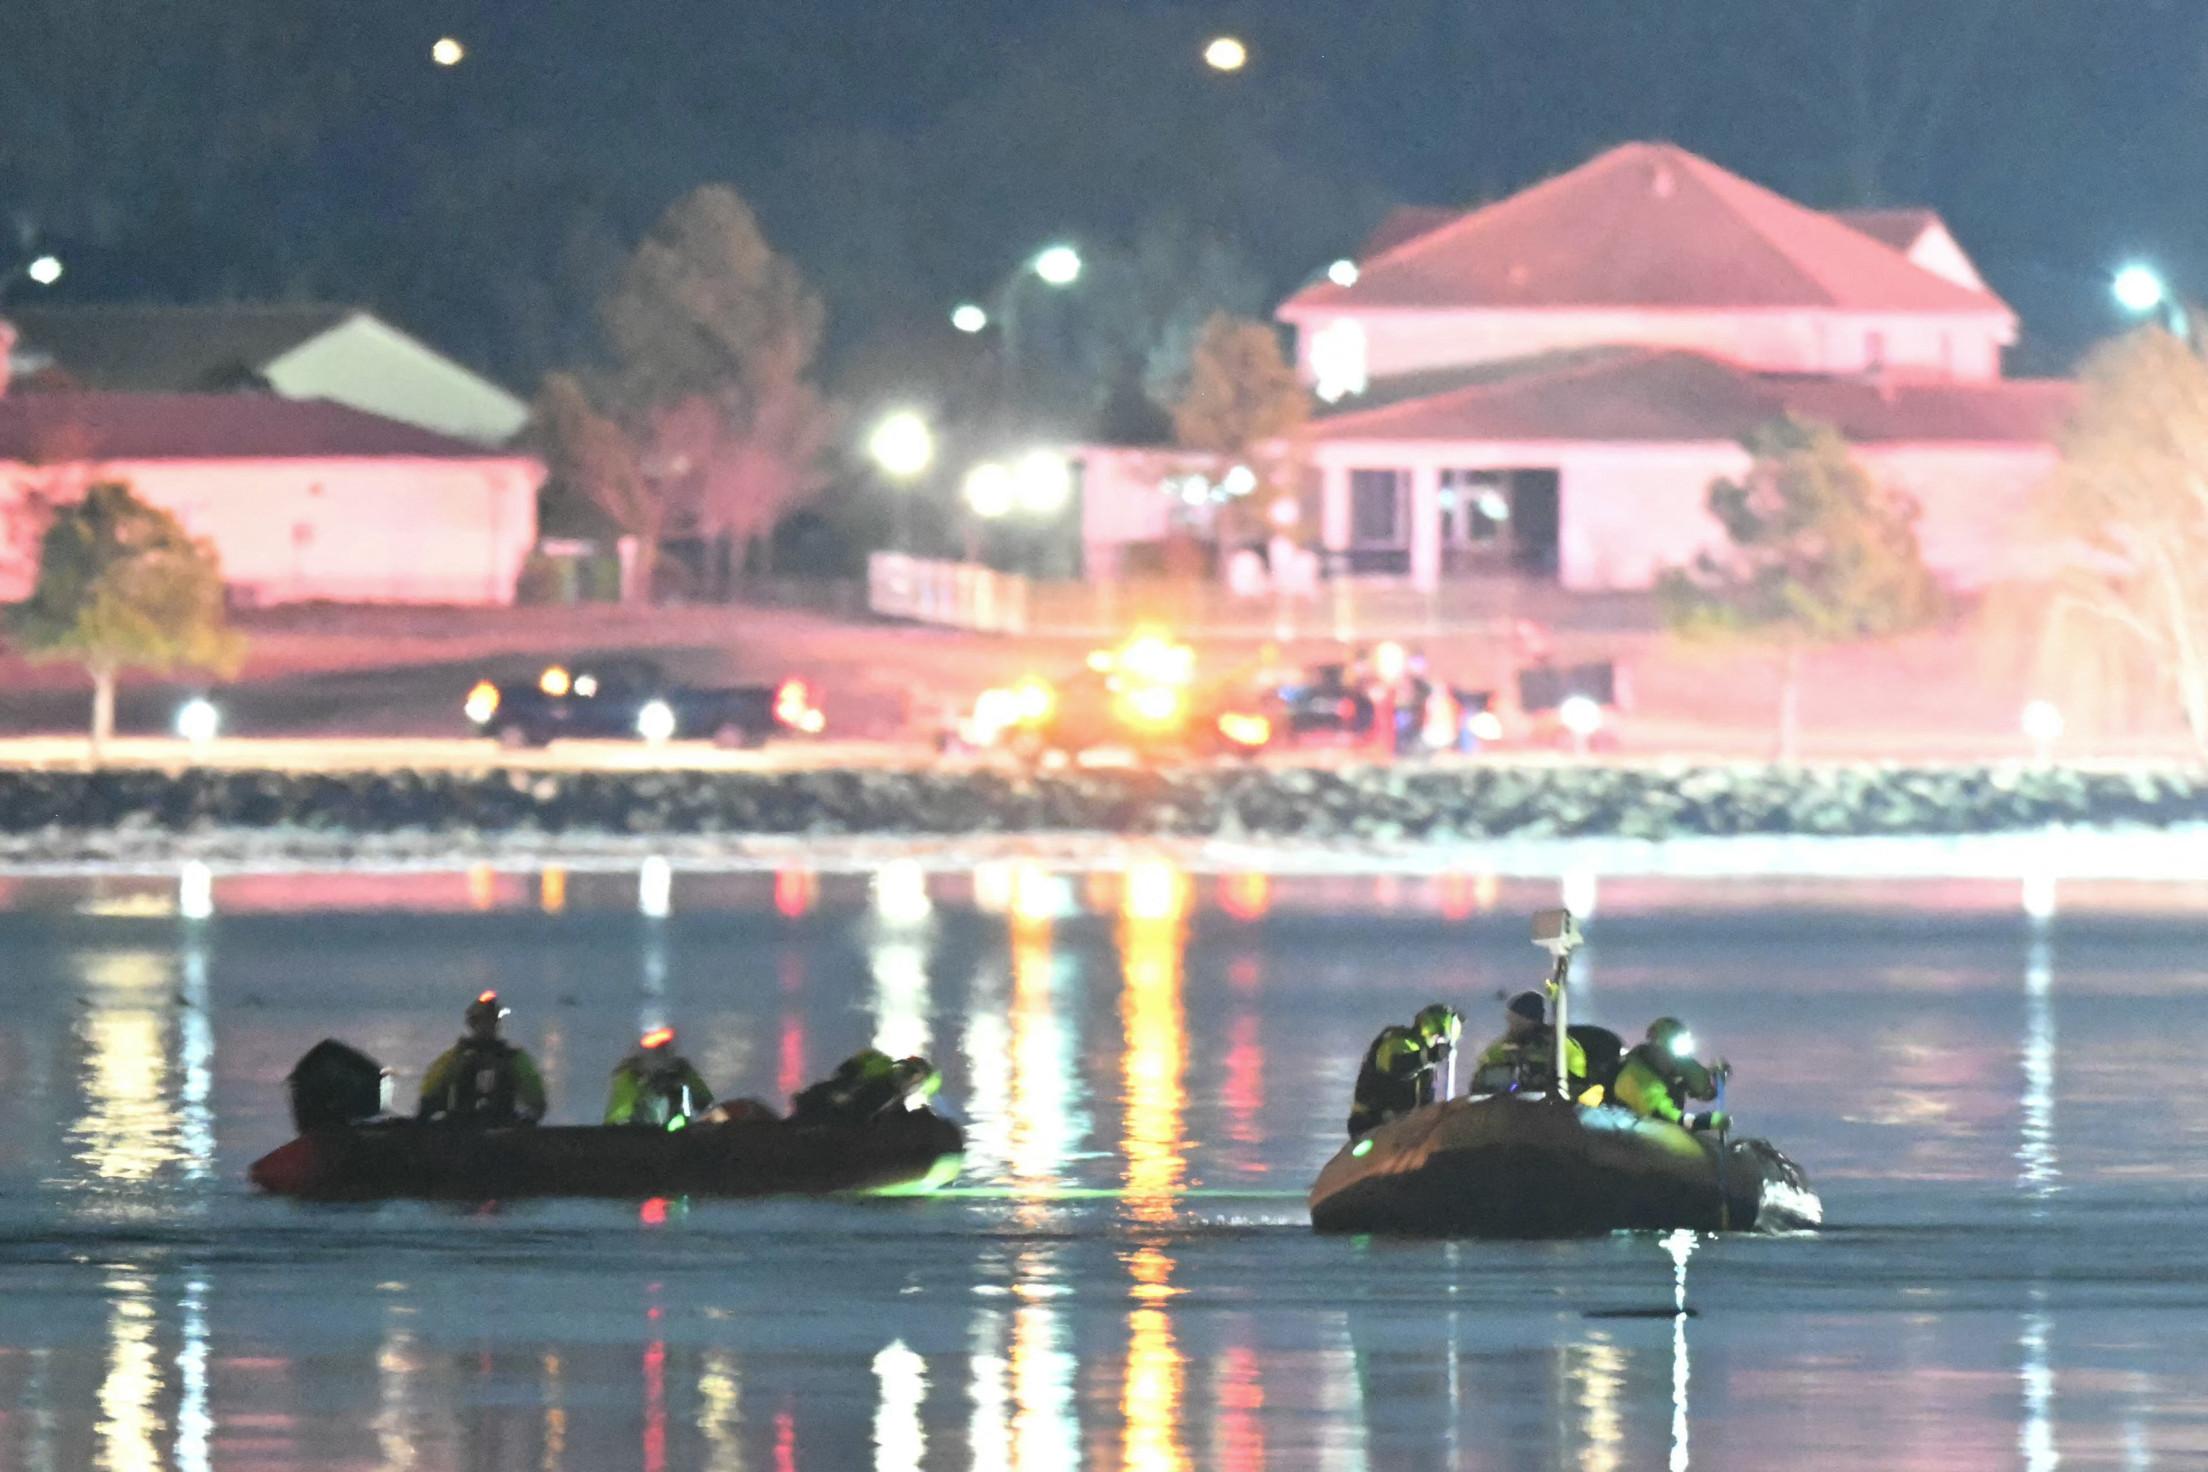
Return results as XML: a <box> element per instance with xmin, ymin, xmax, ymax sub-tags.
<box><xmin>1614</xmin><ymin>1046</ymin><xmax>1715</xmax><ymax>1124</ymax></box>
<box><xmin>604</xmin><ymin>1055</ymin><xmax>714</xmax><ymax>1126</ymax></box>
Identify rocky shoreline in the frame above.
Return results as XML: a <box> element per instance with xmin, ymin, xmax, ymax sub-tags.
<box><xmin>2</xmin><ymin>762</ymin><xmax>2203</xmax><ymax>863</ymax></box>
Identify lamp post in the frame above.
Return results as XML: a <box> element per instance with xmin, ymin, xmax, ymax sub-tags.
<box><xmin>2112</xmin><ymin>261</ymin><xmax>2193</xmax><ymax>344</ymax></box>
<box><xmin>946</xmin><ymin>243</ymin><xmax>1083</xmax><ymax>440</ymax></box>
<box><xmin>866</xmin><ymin>409</ymin><xmax>935</xmax><ymax>554</ymax></box>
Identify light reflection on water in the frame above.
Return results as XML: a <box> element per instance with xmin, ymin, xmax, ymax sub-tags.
<box><xmin>6</xmin><ymin>861</ymin><xmax>2208</xmax><ymax>1469</ymax></box>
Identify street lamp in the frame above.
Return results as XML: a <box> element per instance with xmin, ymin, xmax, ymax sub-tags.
<box><xmin>1204</xmin><ymin>36</ymin><xmax>1249</xmax><ymax>73</ymax></box>
<box><xmin>1326</xmin><ymin>258</ymin><xmax>1359</xmax><ymax>288</ymax></box>
<box><xmin>1032</xmin><ymin>244</ymin><xmax>1081</xmax><ymax>288</ymax></box>
<box><xmin>951</xmin><ymin>303</ymin><xmax>989</xmax><ymax>334</ymax></box>
<box><xmin>868</xmin><ymin>410</ymin><xmax>935</xmax><ymax>554</ymax></box>
<box><xmin>1012</xmin><ymin>450</ymin><xmax>1073</xmax><ymax>515</ymax></box>
<box><xmin>963</xmin><ymin>462</ymin><xmax>1016</xmax><ymax>520</ymax></box>
<box><xmin>2112</xmin><ymin>260</ymin><xmax>2191</xmax><ymax>341</ymax></box>
<box><xmin>432</xmin><ymin>36</ymin><xmax>466</xmax><ymax>66</ymax></box>
<box><xmin>867</xmin><ymin>410</ymin><xmax>934</xmax><ymax>480</ymax></box>
<box><xmin>1</xmin><ymin>251</ymin><xmax>64</xmax><ymax>300</ymax></box>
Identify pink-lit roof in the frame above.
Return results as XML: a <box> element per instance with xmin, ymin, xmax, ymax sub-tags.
<box><xmin>1308</xmin><ymin>347</ymin><xmax>2075</xmax><ymax>447</ymax></box>
<box><xmin>1828</xmin><ymin>207</ymin><xmax>1942</xmax><ymax>255</ymax></box>
<box><xmin>1286</xmin><ymin>143</ymin><xmax>2012</xmax><ymax>317</ymax></box>
<box><xmin>0</xmin><ymin>392</ymin><xmax>516</xmax><ymax>462</ymax></box>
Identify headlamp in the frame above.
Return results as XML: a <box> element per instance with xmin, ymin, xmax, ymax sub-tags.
<box><xmin>1669</xmin><ymin>1031</ymin><xmax>1697</xmax><ymax>1058</ymax></box>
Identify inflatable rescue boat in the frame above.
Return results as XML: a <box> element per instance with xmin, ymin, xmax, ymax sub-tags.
<box><xmin>248</xmin><ymin>1039</ymin><xmax>963</xmax><ymax>1201</ymax></box>
<box><xmin>1310</xmin><ymin>905</ymin><xmax>1820</xmax><ymax>1238</ymax></box>
<box><xmin>1307</xmin><ymin>1092</ymin><xmax>1818</xmax><ymax>1237</ymax></box>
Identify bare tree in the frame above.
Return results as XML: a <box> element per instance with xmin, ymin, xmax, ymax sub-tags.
<box><xmin>2038</xmin><ymin>328</ymin><xmax>2208</xmax><ymax>755</ymax></box>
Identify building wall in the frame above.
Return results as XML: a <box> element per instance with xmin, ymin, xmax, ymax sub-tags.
<box><xmin>1075</xmin><ymin>445</ymin><xmax>1218</xmax><ymax>579</ymax></box>
<box><xmin>267</xmin><ymin>317</ymin><xmax>530</xmax><ymax>447</ymax></box>
<box><xmin>1309</xmin><ymin>438</ymin><xmax>2054</xmax><ymax>593</ymax></box>
<box><xmin>0</xmin><ymin>455</ymin><xmax>543</xmax><ymax>605</ymax></box>
<box><xmin>1290</xmin><ymin>307</ymin><xmax>2011</xmax><ymax>387</ymax></box>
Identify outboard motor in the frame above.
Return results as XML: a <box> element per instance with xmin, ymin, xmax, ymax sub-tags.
<box><xmin>287</xmin><ymin>1039</ymin><xmax>390</xmax><ymax>1132</ymax></box>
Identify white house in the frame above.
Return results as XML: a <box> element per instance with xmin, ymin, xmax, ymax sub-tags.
<box><xmin>0</xmin><ymin>391</ymin><xmax>543</xmax><ymax>606</ymax></box>
<box><xmin>1079</xmin><ymin>141</ymin><xmax>2075</xmax><ymax>594</ymax></box>
<box><xmin>2</xmin><ymin>304</ymin><xmax>530</xmax><ymax>446</ymax></box>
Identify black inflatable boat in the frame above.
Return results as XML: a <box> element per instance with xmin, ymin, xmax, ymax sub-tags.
<box><xmin>248</xmin><ymin>1038</ymin><xmax>963</xmax><ymax>1201</ymax></box>
<box><xmin>1308</xmin><ymin>1092</ymin><xmax>1819</xmax><ymax>1237</ymax></box>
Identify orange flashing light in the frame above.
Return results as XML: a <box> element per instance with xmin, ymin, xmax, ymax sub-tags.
<box><xmin>640</xmin><ymin>1027</ymin><xmax>675</xmax><ymax>1050</ymax></box>
<box><xmin>476</xmin><ymin>990</ymin><xmax>499</xmax><ymax>1005</ymax></box>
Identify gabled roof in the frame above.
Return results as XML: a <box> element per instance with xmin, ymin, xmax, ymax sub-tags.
<box><xmin>1307</xmin><ymin>348</ymin><xmax>2073</xmax><ymax>447</ymax></box>
<box><xmin>1284</xmin><ymin>143</ymin><xmax>2012</xmax><ymax>318</ymax></box>
<box><xmin>1828</xmin><ymin>207</ymin><xmax>1942</xmax><ymax>255</ymax></box>
<box><xmin>1358</xmin><ymin>206</ymin><xmax>1459</xmax><ymax>259</ymax></box>
<box><xmin>4</xmin><ymin>304</ymin><xmax>360</xmax><ymax>392</ymax></box>
<box><xmin>0</xmin><ymin>392</ymin><xmax>522</xmax><ymax>462</ymax></box>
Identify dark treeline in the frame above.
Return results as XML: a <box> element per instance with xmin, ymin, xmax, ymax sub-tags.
<box><xmin>3</xmin><ymin>0</ymin><xmax>2199</xmax><ymax>396</ymax></box>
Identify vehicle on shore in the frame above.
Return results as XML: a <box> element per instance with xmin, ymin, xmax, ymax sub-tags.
<box><xmin>463</xmin><ymin>657</ymin><xmax>824</xmax><ymax>749</ymax></box>
<box><xmin>946</xmin><ymin>632</ymin><xmax>1270</xmax><ymax>765</ymax></box>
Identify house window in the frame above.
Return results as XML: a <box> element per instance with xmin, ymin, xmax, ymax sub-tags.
<box><xmin>1349</xmin><ymin>469</ymin><xmax>1405</xmax><ymax>545</ymax></box>
<box><xmin>1440</xmin><ymin>470</ymin><xmax>1510</xmax><ymax>543</ymax></box>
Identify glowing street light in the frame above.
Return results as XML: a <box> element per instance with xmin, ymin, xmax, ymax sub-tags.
<box><xmin>1203</xmin><ymin>36</ymin><xmax>1249</xmax><ymax>72</ymax></box>
<box><xmin>173</xmin><ymin>697</ymin><xmax>221</xmax><ymax>746</ymax></box>
<box><xmin>951</xmin><ymin>303</ymin><xmax>989</xmax><ymax>334</ymax></box>
<box><xmin>431</xmin><ymin>36</ymin><xmax>466</xmax><ymax>66</ymax></box>
<box><xmin>1013</xmin><ymin>450</ymin><xmax>1073</xmax><ymax>515</ymax></box>
<box><xmin>1558</xmin><ymin>694</ymin><xmax>1603</xmax><ymax>756</ymax></box>
<box><xmin>1326</xmin><ymin>258</ymin><xmax>1359</xmax><ymax>288</ymax></box>
<box><xmin>867</xmin><ymin>410</ymin><xmax>934</xmax><ymax>480</ymax></box>
<box><xmin>25</xmin><ymin>254</ymin><xmax>62</xmax><ymax>287</ymax></box>
<box><xmin>1032</xmin><ymin>244</ymin><xmax>1082</xmax><ymax>287</ymax></box>
<box><xmin>963</xmin><ymin>462</ymin><xmax>1016</xmax><ymax>519</ymax></box>
<box><xmin>2112</xmin><ymin>262</ymin><xmax>2167</xmax><ymax>316</ymax></box>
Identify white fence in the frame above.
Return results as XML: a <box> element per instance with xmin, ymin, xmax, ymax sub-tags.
<box><xmin>867</xmin><ymin>553</ymin><xmax>1032</xmax><ymax>634</ymax></box>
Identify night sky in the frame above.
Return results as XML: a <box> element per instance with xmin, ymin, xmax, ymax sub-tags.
<box><xmin>4</xmin><ymin>0</ymin><xmax>2203</xmax><ymax>394</ymax></box>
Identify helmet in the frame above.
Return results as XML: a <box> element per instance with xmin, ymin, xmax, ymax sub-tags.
<box><xmin>1506</xmin><ymin>991</ymin><xmax>1547</xmax><ymax>1024</ymax></box>
<box><xmin>1647</xmin><ymin>1017</ymin><xmax>1696</xmax><ymax>1057</ymax></box>
<box><xmin>1413</xmin><ymin>1003</ymin><xmax>1462</xmax><ymax>1044</ymax></box>
<box><xmin>640</xmin><ymin>1026</ymin><xmax>676</xmax><ymax>1052</ymax></box>
<box><xmin>465</xmin><ymin>990</ymin><xmax>508</xmax><ymax>1030</ymax></box>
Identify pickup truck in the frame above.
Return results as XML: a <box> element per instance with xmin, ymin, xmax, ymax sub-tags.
<box><xmin>463</xmin><ymin>657</ymin><xmax>824</xmax><ymax>748</ymax></box>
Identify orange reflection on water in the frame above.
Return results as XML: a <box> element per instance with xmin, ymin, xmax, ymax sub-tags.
<box><xmin>71</xmin><ymin>951</ymin><xmax>195</xmax><ymax>1186</ymax></box>
<box><xmin>98</xmin><ymin>1269</ymin><xmax>160</xmax><ymax>1472</ymax></box>
<box><xmin>1213</xmin><ymin>1344</ymin><xmax>1266</xmax><ymax>1472</ymax></box>
<box><xmin>1008</xmin><ymin>908</ymin><xmax>1078</xmax><ymax>1210</ymax></box>
<box><xmin>1120</xmin><ymin>866</ymin><xmax>1189</xmax><ymax>1224</ymax></box>
<box><xmin>774</xmin><ymin>866</ymin><xmax>817</xmax><ymax>919</ymax></box>
<box><xmin>1216</xmin><ymin>872</ymin><xmax>1271</xmax><ymax>923</ymax></box>
<box><xmin>1223</xmin><ymin>1013</ymin><xmax>1265</xmax><ymax>1152</ymax></box>
<box><xmin>539</xmin><ymin>865</ymin><xmax>568</xmax><ymax>914</ymax></box>
<box><xmin>1122</xmin><ymin>1297</ymin><xmax>1188</xmax><ymax>1472</ymax></box>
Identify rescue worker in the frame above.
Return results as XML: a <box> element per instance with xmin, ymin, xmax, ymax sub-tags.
<box><xmin>1346</xmin><ymin>1003</ymin><xmax>1462</xmax><ymax>1138</ymax></box>
<box><xmin>791</xmin><ymin>1049</ymin><xmax>943</xmax><ymax>1124</ymax></box>
<box><xmin>1469</xmin><ymin>991</ymin><xmax>1588</xmax><ymax>1096</ymax></box>
<box><xmin>417</xmin><ymin>991</ymin><xmax>547</xmax><ymax>1125</ymax></box>
<box><xmin>604</xmin><ymin>1026</ymin><xmax>715</xmax><ymax>1128</ymax></box>
<box><xmin>1614</xmin><ymin>1017</ymin><xmax>1728</xmax><ymax>1131</ymax></box>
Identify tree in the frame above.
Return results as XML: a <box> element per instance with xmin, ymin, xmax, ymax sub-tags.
<box><xmin>531</xmin><ymin>373</ymin><xmax>661</xmax><ymax>603</ymax></box>
<box><xmin>6</xmin><ymin>482</ymin><xmax>244</xmax><ymax>758</ymax></box>
<box><xmin>1171</xmin><ymin>314</ymin><xmax>1311</xmax><ymax>547</ymax></box>
<box><xmin>599</xmin><ymin>185</ymin><xmax>833</xmax><ymax>590</ymax></box>
<box><xmin>2036</xmin><ymin>329</ymin><xmax>2208</xmax><ymax>755</ymax></box>
<box><xmin>1658</xmin><ymin>416</ymin><xmax>1944</xmax><ymax>760</ymax></box>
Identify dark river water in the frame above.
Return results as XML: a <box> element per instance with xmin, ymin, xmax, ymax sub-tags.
<box><xmin>2</xmin><ymin>859</ymin><xmax>2207</xmax><ymax>1471</ymax></box>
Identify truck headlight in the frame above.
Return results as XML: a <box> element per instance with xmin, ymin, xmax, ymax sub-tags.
<box><xmin>464</xmin><ymin>680</ymin><xmax>499</xmax><ymax>725</ymax></box>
